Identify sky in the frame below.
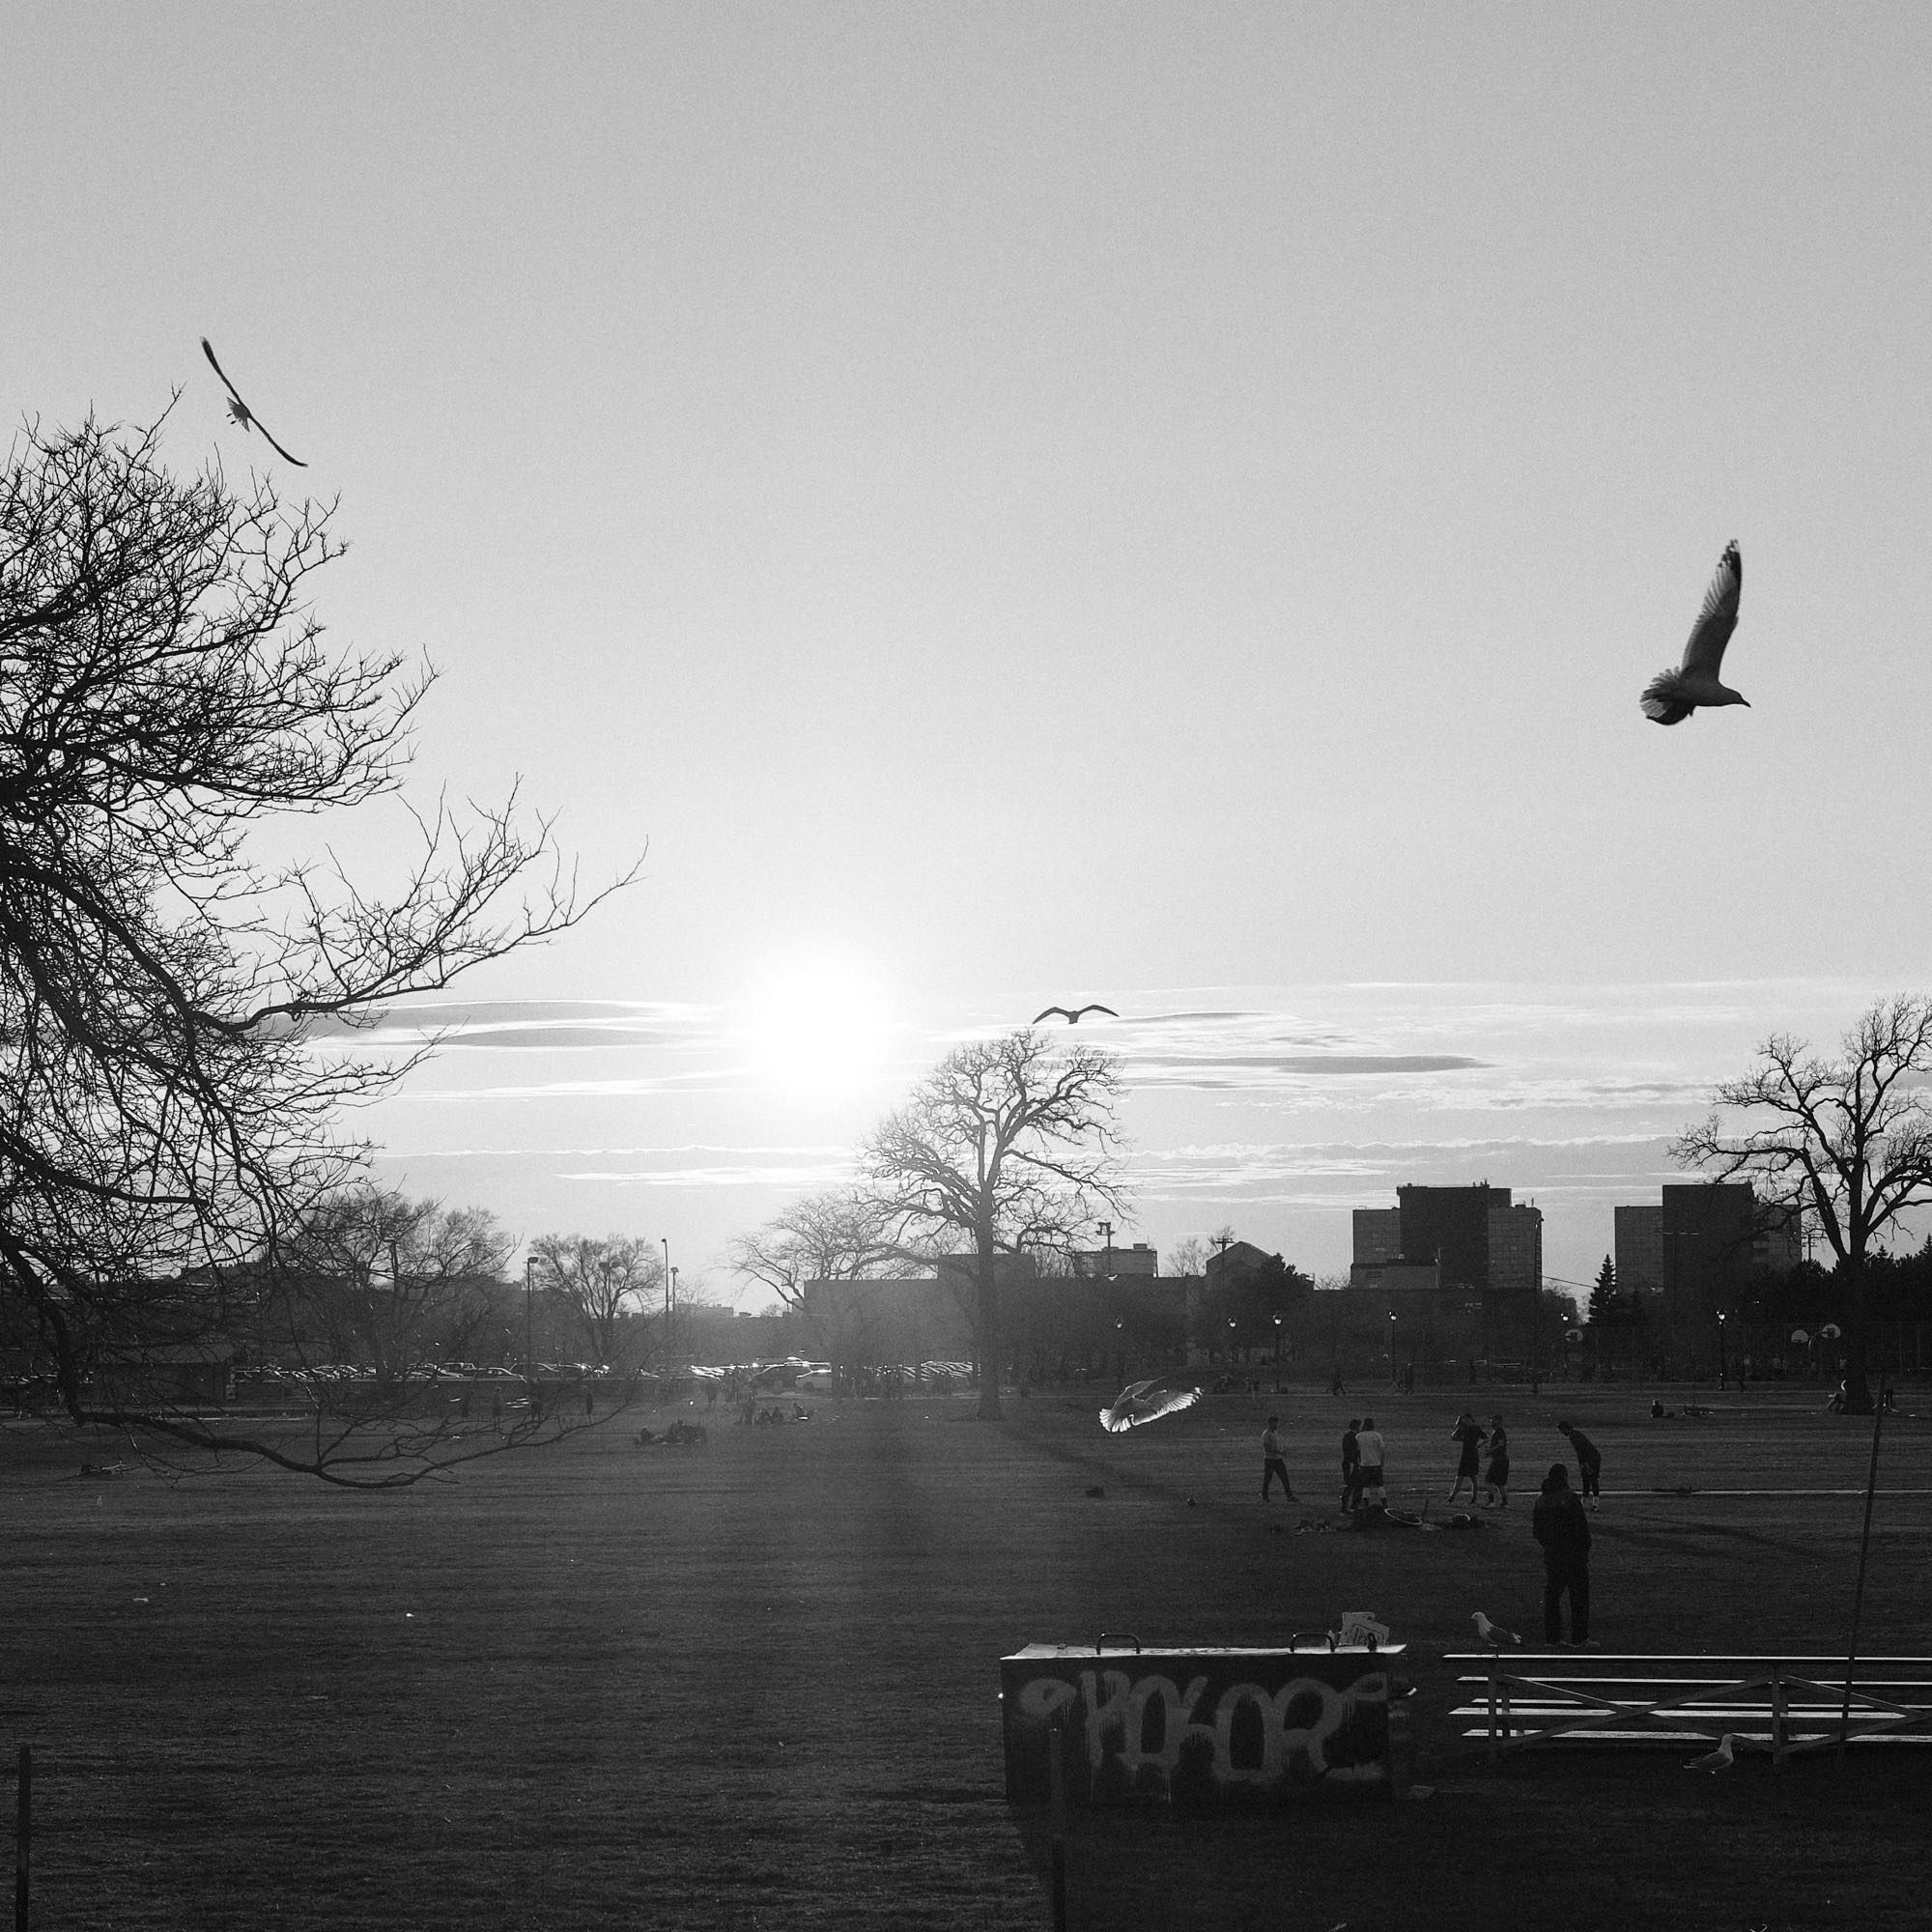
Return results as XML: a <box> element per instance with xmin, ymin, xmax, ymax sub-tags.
<box><xmin>8</xmin><ymin>5</ymin><xmax>1932</xmax><ymax>1304</ymax></box>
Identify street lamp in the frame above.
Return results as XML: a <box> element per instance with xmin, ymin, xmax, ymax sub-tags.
<box><xmin>1388</xmin><ymin>1307</ymin><xmax>1398</xmax><ymax>1386</ymax></box>
<box><xmin>1717</xmin><ymin>1311</ymin><xmax>1729</xmax><ymax>1389</ymax></box>
<box><xmin>523</xmin><ymin>1254</ymin><xmax>541</xmax><ymax>1407</ymax></box>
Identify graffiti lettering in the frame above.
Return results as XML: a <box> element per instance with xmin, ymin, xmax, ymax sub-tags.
<box><xmin>1015</xmin><ymin>1664</ymin><xmax>1387</xmax><ymax>1800</ymax></box>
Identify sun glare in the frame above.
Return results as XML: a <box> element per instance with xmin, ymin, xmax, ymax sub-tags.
<box><xmin>742</xmin><ymin>956</ymin><xmax>893</xmax><ymax>1099</ymax></box>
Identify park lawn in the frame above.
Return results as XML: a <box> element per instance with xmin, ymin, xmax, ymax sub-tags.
<box><xmin>2</xmin><ymin>1385</ymin><xmax>1928</xmax><ymax>1931</ymax></box>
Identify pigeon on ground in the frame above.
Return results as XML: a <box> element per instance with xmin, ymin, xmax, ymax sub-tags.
<box><xmin>1472</xmin><ymin>1611</ymin><xmax>1522</xmax><ymax>1648</ymax></box>
<box><xmin>200</xmin><ymin>337</ymin><xmax>307</xmax><ymax>467</ymax></box>
<box><xmin>1033</xmin><ymin>1004</ymin><xmax>1119</xmax><ymax>1025</ymax></box>
<box><xmin>1640</xmin><ymin>541</ymin><xmax>1746</xmax><ymax>724</ymax></box>
<box><xmin>1685</xmin><ymin>1733</ymin><xmax>1738</xmax><ymax>1771</ymax></box>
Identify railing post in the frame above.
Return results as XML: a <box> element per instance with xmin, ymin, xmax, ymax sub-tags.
<box><xmin>1771</xmin><ymin>1661</ymin><xmax>1786</xmax><ymax>1768</ymax></box>
<box><xmin>14</xmin><ymin>1745</ymin><xmax>27</xmax><ymax>1932</ymax></box>
<box><xmin>1487</xmin><ymin>1656</ymin><xmax>1500</xmax><ymax>1760</ymax></box>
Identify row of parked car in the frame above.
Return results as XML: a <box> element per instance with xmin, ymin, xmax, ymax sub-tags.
<box><xmin>234</xmin><ymin>1361</ymin><xmax>622</xmax><ymax>1385</ymax></box>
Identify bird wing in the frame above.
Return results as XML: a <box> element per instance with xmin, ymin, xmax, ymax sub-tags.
<box><xmin>201</xmin><ymin>336</ymin><xmax>307</xmax><ymax>466</ymax></box>
<box><xmin>201</xmin><ymin>336</ymin><xmax>245</xmax><ymax>407</ymax></box>
<box><xmin>1032</xmin><ymin>1008</ymin><xmax>1073</xmax><ymax>1024</ymax></box>
<box><xmin>1679</xmin><ymin>541</ymin><xmax>1741</xmax><ymax>678</ymax></box>
<box><xmin>249</xmin><ymin>419</ymin><xmax>308</xmax><ymax>468</ymax></box>
<box><xmin>1074</xmin><ymin>1004</ymin><xmax>1120</xmax><ymax>1020</ymax></box>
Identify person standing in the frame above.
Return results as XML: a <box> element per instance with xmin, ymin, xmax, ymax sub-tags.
<box><xmin>1340</xmin><ymin>1418</ymin><xmax>1362</xmax><ymax>1514</ymax></box>
<box><xmin>1484</xmin><ymin>1414</ymin><xmax>1511</xmax><ymax>1508</ymax></box>
<box><xmin>1354</xmin><ymin>1415</ymin><xmax>1386</xmax><ymax>1509</ymax></box>
<box><xmin>1533</xmin><ymin>1462</ymin><xmax>1592</xmax><ymax>1644</ymax></box>
<box><xmin>1448</xmin><ymin>1410</ymin><xmax>1486</xmax><ymax>1504</ymax></box>
<box><xmin>1262</xmin><ymin>1415</ymin><xmax>1296</xmax><ymax>1502</ymax></box>
<box><xmin>1558</xmin><ymin>1420</ymin><xmax>1603</xmax><ymax>1508</ymax></box>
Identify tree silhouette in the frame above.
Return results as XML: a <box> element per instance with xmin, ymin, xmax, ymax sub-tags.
<box><xmin>858</xmin><ymin>1031</ymin><xmax>1126</xmax><ymax>1418</ymax></box>
<box><xmin>1673</xmin><ymin>994</ymin><xmax>1932</xmax><ymax>1412</ymax></box>
<box><xmin>0</xmin><ymin>413</ymin><xmax>631</xmax><ymax>1480</ymax></box>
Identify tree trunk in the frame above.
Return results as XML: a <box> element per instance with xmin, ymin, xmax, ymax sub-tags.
<box><xmin>976</xmin><ymin>1232</ymin><xmax>1002</xmax><ymax>1420</ymax></box>
<box><xmin>1841</xmin><ymin>1258</ymin><xmax>1875</xmax><ymax>1413</ymax></box>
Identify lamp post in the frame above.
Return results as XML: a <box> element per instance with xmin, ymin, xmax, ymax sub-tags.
<box><xmin>1717</xmin><ymin>1310</ymin><xmax>1729</xmax><ymax>1390</ymax></box>
<box><xmin>1228</xmin><ymin>1316</ymin><xmax>1238</xmax><ymax>1366</ymax></box>
<box><xmin>523</xmin><ymin>1254</ymin><xmax>540</xmax><ymax>1407</ymax></box>
<box><xmin>1388</xmin><ymin>1307</ymin><xmax>1398</xmax><ymax>1387</ymax></box>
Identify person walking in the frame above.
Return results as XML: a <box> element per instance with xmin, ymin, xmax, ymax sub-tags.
<box><xmin>1558</xmin><ymin>1420</ymin><xmax>1603</xmax><ymax>1508</ymax></box>
<box><xmin>1483</xmin><ymin>1414</ymin><xmax>1511</xmax><ymax>1508</ymax></box>
<box><xmin>1262</xmin><ymin>1415</ymin><xmax>1296</xmax><ymax>1502</ymax></box>
<box><xmin>1340</xmin><ymin>1418</ymin><xmax>1362</xmax><ymax>1514</ymax></box>
<box><xmin>1354</xmin><ymin>1415</ymin><xmax>1386</xmax><ymax>1509</ymax></box>
<box><xmin>1533</xmin><ymin>1462</ymin><xmax>1592</xmax><ymax>1644</ymax></box>
<box><xmin>1448</xmin><ymin>1410</ymin><xmax>1486</xmax><ymax>1504</ymax></box>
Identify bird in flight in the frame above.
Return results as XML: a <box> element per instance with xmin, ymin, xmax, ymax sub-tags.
<box><xmin>1033</xmin><ymin>1004</ymin><xmax>1119</xmax><ymax>1026</ymax></box>
<box><xmin>201</xmin><ymin>337</ymin><xmax>307</xmax><ymax>467</ymax></box>
<box><xmin>1100</xmin><ymin>1372</ymin><xmax>1201</xmax><ymax>1434</ymax></box>
<box><xmin>1639</xmin><ymin>541</ymin><xmax>1747</xmax><ymax>724</ymax></box>
<box><xmin>1471</xmin><ymin>1610</ymin><xmax>1522</xmax><ymax>1648</ymax></box>
<box><xmin>1685</xmin><ymin>1733</ymin><xmax>1738</xmax><ymax>1772</ymax></box>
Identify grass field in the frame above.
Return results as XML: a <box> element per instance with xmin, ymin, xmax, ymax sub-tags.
<box><xmin>4</xmin><ymin>1383</ymin><xmax>1929</xmax><ymax>1930</ymax></box>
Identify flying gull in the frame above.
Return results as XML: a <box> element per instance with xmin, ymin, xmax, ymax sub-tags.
<box><xmin>1033</xmin><ymin>1004</ymin><xmax>1119</xmax><ymax>1026</ymax></box>
<box><xmin>201</xmin><ymin>337</ymin><xmax>307</xmax><ymax>467</ymax></box>
<box><xmin>1099</xmin><ymin>1372</ymin><xmax>1201</xmax><ymax>1434</ymax></box>
<box><xmin>1640</xmin><ymin>541</ymin><xmax>1746</xmax><ymax>724</ymax></box>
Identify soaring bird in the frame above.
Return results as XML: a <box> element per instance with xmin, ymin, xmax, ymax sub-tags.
<box><xmin>1033</xmin><ymin>1004</ymin><xmax>1119</xmax><ymax>1026</ymax></box>
<box><xmin>1640</xmin><ymin>541</ymin><xmax>1746</xmax><ymax>724</ymax></box>
<box><xmin>1472</xmin><ymin>1611</ymin><xmax>1522</xmax><ymax>1648</ymax></box>
<box><xmin>1099</xmin><ymin>1372</ymin><xmax>1201</xmax><ymax>1434</ymax></box>
<box><xmin>201</xmin><ymin>337</ymin><xmax>307</xmax><ymax>467</ymax></box>
<box><xmin>1685</xmin><ymin>1733</ymin><xmax>1738</xmax><ymax>1772</ymax></box>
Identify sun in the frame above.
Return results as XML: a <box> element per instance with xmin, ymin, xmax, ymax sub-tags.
<box><xmin>741</xmin><ymin>955</ymin><xmax>894</xmax><ymax>1099</ymax></box>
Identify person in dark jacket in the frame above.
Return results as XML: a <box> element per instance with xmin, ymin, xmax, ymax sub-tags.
<box><xmin>1532</xmin><ymin>1462</ymin><xmax>1592</xmax><ymax>1644</ymax></box>
<box><xmin>1340</xmin><ymin>1419</ymin><xmax>1362</xmax><ymax>1514</ymax></box>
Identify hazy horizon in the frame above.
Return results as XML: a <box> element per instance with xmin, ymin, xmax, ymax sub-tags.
<box><xmin>10</xmin><ymin>7</ymin><xmax>1931</xmax><ymax>1313</ymax></box>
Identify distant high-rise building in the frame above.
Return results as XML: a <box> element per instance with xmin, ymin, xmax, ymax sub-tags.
<box><xmin>1614</xmin><ymin>1205</ymin><xmax>1663</xmax><ymax>1300</ymax></box>
<box><xmin>1351</xmin><ymin>1208</ymin><xmax>1403</xmax><ymax>1264</ymax></box>
<box><xmin>1396</xmin><ymin>1182</ymin><xmax>1512</xmax><ymax>1292</ymax></box>
<box><xmin>1487</xmin><ymin>1204</ymin><xmax>1543</xmax><ymax>1299</ymax></box>
<box><xmin>1661</xmin><ymin>1182</ymin><xmax>1758</xmax><ymax>1372</ymax></box>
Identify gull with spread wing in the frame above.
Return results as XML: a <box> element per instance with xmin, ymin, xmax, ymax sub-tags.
<box><xmin>201</xmin><ymin>337</ymin><xmax>307</xmax><ymax>468</ymax></box>
<box><xmin>1640</xmin><ymin>541</ymin><xmax>1747</xmax><ymax>724</ymax></box>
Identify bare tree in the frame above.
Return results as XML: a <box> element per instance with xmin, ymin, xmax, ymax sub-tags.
<box><xmin>0</xmin><ymin>412</ymin><xmax>632</xmax><ymax>1482</ymax></box>
<box><xmin>282</xmin><ymin>1188</ymin><xmax>509</xmax><ymax>1383</ymax></box>
<box><xmin>728</xmin><ymin>1187</ymin><xmax>904</xmax><ymax>1308</ymax></box>
<box><xmin>529</xmin><ymin>1234</ymin><xmax>662</xmax><ymax>1366</ymax></box>
<box><xmin>858</xmin><ymin>1030</ymin><xmax>1127</xmax><ymax>1418</ymax></box>
<box><xmin>1165</xmin><ymin>1236</ymin><xmax>1208</xmax><ymax>1277</ymax></box>
<box><xmin>1672</xmin><ymin>994</ymin><xmax>1932</xmax><ymax>1412</ymax></box>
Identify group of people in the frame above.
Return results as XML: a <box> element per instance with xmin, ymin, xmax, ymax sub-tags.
<box><xmin>1259</xmin><ymin>1408</ymin><xmax>1606</xmax><ymax>1646</ymax></box>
